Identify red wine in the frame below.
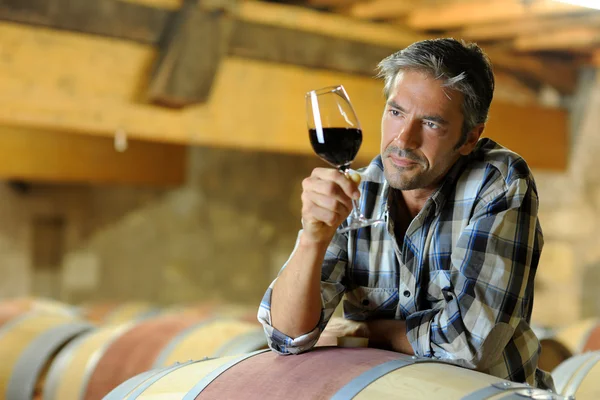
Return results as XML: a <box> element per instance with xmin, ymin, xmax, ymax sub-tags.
<box><xmin>309</xmin><ymin>127</ymin><xmax>362</xmax><ymax>170</ymax></box>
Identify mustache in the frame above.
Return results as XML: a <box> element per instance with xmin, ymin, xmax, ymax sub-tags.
<box><xmin>384</xmin><ymin>146</ymin><xmax>425</xmax><ymax>165</ymax></box>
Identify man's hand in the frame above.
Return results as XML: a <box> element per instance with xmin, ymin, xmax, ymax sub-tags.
<box><xmin>316</xmin><ymin>317</ymin><xmax>415</xmax><ymax>355</ymax></box>
<box><xmin>316</xmin><ymin>317</ymin><xmax>369</xmax><ymax>347</ymax></box>
<box><xmin>301</xmin><ymin>168</ymin><xmax>361</xmax><ymax>245</ymax></box>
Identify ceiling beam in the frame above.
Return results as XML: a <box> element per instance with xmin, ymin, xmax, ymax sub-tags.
<box><xmin>0</xmin><ymin>22</ymin><xmax>569</xmax><ymax>170</ymax></box>
<box><xmin>407</xmin><ymin>0</ymin><xmax>589</xmax><ymax>31</ymax></box>
<box><xmin>234</xmin><ymin>0</ymin><xmax>424</xmax><ymax>49</ymax></box>
<box><xmin>514</xmin><ymin>27</ymin><xmax>600</xmax><ymax>52</ymax></box>
<box><xmin>0</xmin><ymin>126</ymin><xmax>186</xmax><ymax>186</ymax></box>
<box><xmin>146</xmin><ymin>0</ymin><xmax>231</xmax><ymax>107</ymax></box>
<box><xmin>454</xmin><ymin>13</ymin><xmax>600</xmax><ymax>41</ymax></box>
<box><xmin>485</xmin><ymin>49</ymin><xmax>577</xmax><ymax>95</ymax></box>
<box><xmin>344</xmin><ymin>0</ymin><xmax>413</xmax><ymax>19</ymax></box>
<box><xmin>0</xmin><ymin>0</ymin><xmax>578</xmax><ymax>95</ymax></box>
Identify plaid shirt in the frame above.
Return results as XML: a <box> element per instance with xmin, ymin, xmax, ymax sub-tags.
<box><xmin>258</xmin><ymin>138</ymin><xmax>551</xmax><ymax>388</ymax></box>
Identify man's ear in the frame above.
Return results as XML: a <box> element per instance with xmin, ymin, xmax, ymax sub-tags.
<box><xmin>458</xmin><ymin>124</ymin><xmax>485</xmax><ymax>156</ymax></box>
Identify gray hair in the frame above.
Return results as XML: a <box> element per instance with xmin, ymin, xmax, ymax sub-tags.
<box><xmin>376</xmin><ymin>38</ymin><xmax>495</xmax><ymax>147</ymax></box>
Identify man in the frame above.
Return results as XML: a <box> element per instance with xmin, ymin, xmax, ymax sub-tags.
<box><xmin>258</xmin><ymin>38</ymin><xmax>552</xmax><ymax>389</ymax></box>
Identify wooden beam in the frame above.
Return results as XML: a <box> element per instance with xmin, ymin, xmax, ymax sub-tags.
<box><xmin>0</xmin><ymin>22</ymin><xmax>569</xmax><ymax>170</ymax></box>
<box><xmin>513</xmin><ymin>27</ymin><xmax>600</xmax><ymax>52</ymax></box>
<box><xmin>593</xmin><ymin>50</ymin><xmax>600</xmax><ymax>67</ymax></box>
<box><xmin>486</xmin><ymin>101</ymin><xmax>567</xmax><ymax>171</ymax></box>
<box><xmin>454</xmin><ymin>14</ymin><xmax>600</xmax><ymax>41</ymax></box>
<box><xmin>345</xmin><ymin>0</ymin><xmax>413</xmax><ymax>19</ymax></box>
<box><xmin>485</xmin><ymin>49</ymin><xmax>577</xmax><ymax>95</ymax></box>
<box><xmin>147</xmin><ymin>1</ymin><xmax>231</xmax><ymax>107</ymax></box>
<box><xmin>234</xmin><ymin>1</ymin><xmax>424</xmax><ymax>50</ymax></box>
<box><xmin>0</xmin><ymin>0</ymin><xmax>578</xmax><ymax>94</ymax></box>
<box><xmin>407</xmin><ymin>0</ymin><xmax>588</xmax><ymax>31</ymax></box>
<box><xmin>0</xmin><ymin>126</ymin><xmax>186</xmax><ymax>186</ymax></box>
<box><xmin>0</xmin><ymin>0</ymin><xmax>171</xmax><ymax>44</ymax></box>
<box><xmin>493</xmin><ymin>71</ymin><xmax>539</xmax><ymax>106</ymax></box>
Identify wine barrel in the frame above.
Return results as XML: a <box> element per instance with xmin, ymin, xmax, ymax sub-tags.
<box><xmin>554</xmin><ymin>318</ymin><xmax>600</xmax><ymax>355</ymax></box>
<box><xmin>0</xmin><ymin>312</ymin><xmax>92</xmax><ymax>400</ymax></box>
<box><xmin>80</xmin><ymin>301</ymin><xmax>159</xmax><ymax>325</ymax></box>
<box><xmin>105</xmin><ymin>347</ymin><xmax>562</xmax><ymax>400</ymax></box>
<box><xmin>552</xmin><ymin>351</ymin><xmax>600</xmax><ymax>399</ymax></box>
<box><xmin>152</xmin><ymin>318</ymin><xmax>267</xmax><ymax>367</ymax></box>
<box><xmin>0</xmin><ymin>297</ymin><xmax>78</xmax><ymax>327</ymax></box>
<box><xmin>43</xmin><ymin>314</ymin><xmax>203</xmax><ymax>400</ymax></box>
<box><xmin>531</xmin><ymin>324</ymin><xmax>573</xmax><ymax>372</ymax></box>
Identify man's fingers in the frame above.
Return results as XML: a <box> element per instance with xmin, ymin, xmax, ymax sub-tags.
<box><xmin>310</xmin><ymin>168</ymin><xmax>360</xmax><ymax>200</ymax></box>
<box><xmin>308</xmin><ymin>192</ymin><xmax>352</xmax><ymax>216</ymax></box>
<box><xmin>303</xmin><ymin>203</ymin><xmax>344</xmax><ymax>227</ymax></box>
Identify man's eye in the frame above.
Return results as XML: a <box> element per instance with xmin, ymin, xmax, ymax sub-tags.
<box><xmin>424</xmin><ymin>121</ymin><xmax>439</xmax><ymax>130</ymax></box>
<box><xmin>389</xmin><ymin>109</ymin><xmax>401</xmax><ymax>117</ymax></box>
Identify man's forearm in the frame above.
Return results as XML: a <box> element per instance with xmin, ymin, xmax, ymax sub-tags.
<box><xmin>366</xmin><ymin>319</ymin><xmax>415</xmax><ymax>355</ymax></box>
<box><xmin>271</xmin><ymin>235</ymin><xmax>328</xmax><ymax>339</ymax></box>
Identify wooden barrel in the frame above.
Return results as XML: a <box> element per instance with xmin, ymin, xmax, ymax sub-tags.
<box><xmin>43</xmin><ymin>324</ymin><xmax>133</xmax><ymax>400</ymax></box>
<box><xmin>538</xmin><ymin>338</ymin><xmax>573</xmax><ymax>373</ymax></box>
<box><xmin>0</xmin><ymin>297</ymin><xmax>78</xmax><ymax>328</ymax></box>
<box><xmin>554</xmin><ymin>318</ymin><xmax>600</xmax><ymax>355</ymax></box>
<box><xmin>152</xmin><ymin>318</ymin><xmax>267</xmax><ymax>367</ymax></box>
<box><xmin>531</xmin><ymin>324</ymin><xmax>573</xmax><ymax>372</ymax></box>
<box><xmin>104</xmin><ymin>347</ymin><xmax>563</xmax><ymax>400</ymax></box>
<box><xmin>552</xmin><ymin>351</ymin><xmax>600</xmax><ymax>399</ymax></box>
<box><xmin>43</xmin><ymin>314</ymin><xmax>203</xmax><ymax>400</ymax></box>
<box><xmin>0</xmin><ymin>312</ymin><xmax>92</xmax><ymax>400</ymax></box>
<box><xmin>80</xmin><ymin>301</ymin><xmax>159</xmax><ymax>325</ymax></box>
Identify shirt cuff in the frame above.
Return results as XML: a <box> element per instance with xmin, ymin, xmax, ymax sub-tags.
<box><xmin>257</xmin><ymin>285</ymin><xmax>323</xmax><ymax>355</ymax></box>
<box><xmin>405</xmin><ymin>309</ymin><xmax>438</xmax><ymax>358</ymax></box>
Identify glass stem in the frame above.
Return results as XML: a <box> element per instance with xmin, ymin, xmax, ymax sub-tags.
<box><xmin>341</xmin><ymin>168</ymin><xmax>364</xmax><ymax>220</ymax></box>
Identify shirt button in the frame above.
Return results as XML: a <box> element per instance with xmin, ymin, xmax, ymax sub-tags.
<box><xmin>403</xmin><ymin>290</ymin><xmax>411</xmax><ymax>298</ymax></box>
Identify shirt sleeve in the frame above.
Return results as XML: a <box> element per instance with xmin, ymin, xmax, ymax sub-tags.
<box><xmin>406</xmin><ymin>176</ymin><xmax>542</xmax><ymax>370</ymax></box>
<box><xmin>257</xmin><ymin>229</ymin><xmax>348</xmax><ymax>355</ymax></box>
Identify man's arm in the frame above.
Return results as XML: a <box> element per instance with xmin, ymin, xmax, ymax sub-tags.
<box><xmin>405</xmin><ymin>177</ymin><xmax>541</xmax><ymax>370</ymax></box>
<box><xmin>257</xmin><ymin>168</ymin><xmax>360</xmax><ymax>352</ymax></box>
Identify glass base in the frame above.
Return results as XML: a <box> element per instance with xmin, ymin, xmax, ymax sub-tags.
<box><xmin>338</xmin><ymin>217</ymin><xmax>385</xmax><ymax>233</ymax></box>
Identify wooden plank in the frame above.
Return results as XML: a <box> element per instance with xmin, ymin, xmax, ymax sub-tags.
<box><xmin>593</xmin><ymin>50</ymin><xmax>600</xmax><ymax>67</ymax></box>
<box><xmin>485</xmin><ymin>49</ymin><xmax>577</xmax><ymax>95</ymax></box>
<box><xmin>0</xmin><ymin>22</ymin><xmax>569</xmax><ymax>170</ymax></box>
<box><xmin>229</xmin><ymin>20</ymin><xmax>394</xmax><ymax>77</ymax></box>
<box><xmin>0</xmin><ymin>0</ymin><xmax>577</xmax><ymax>94</ymax></box>
<box><xmin>514</xmin><ymin>27</ymin><xmax>600</xmax><ymax>52</ymax></box>
<box><xmin>407</xmin><ymin>0</ymin><xmax>587</xmax><ymax>31</ymax></box>
<box><xmin>0</xmin><ymin>0</ymin><xmax>171</xmax><ymax>44</ymax></box>
<box><xmin>147</xmin><ymin>0</ymin><xmax>231</xmax><ymax>107</ymax></box>
<box><xmin>0</xmin><ymin>126</ymin><xmax>186</xmax><ymax>186</ymax></box>
<box><xmin>345</xmin><ymin>0</ymin><xmax>413</xmax><ymax>19</ymax></box>
<box><xmin>486</xmin><ymin>101</ymin><xmax>567</xmax><ymax>171</ymax></box>
<box><xmin>234</xmin><ymin>1</ymin><xmax>424</xmax><ymax>50</ymax></box>
<box><xmin>454</xmin><ymin>13</ymin><xmax>600</xmax><ymax>41</ymax></box>
<box><xmin>493</xmin><ymin>71</ymin><xmax>539</xmax><ymax>106</ymax></box>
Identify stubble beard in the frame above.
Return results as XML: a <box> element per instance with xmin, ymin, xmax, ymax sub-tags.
<box><xmin>382</xmin><ymin>146</ymin><xmax>431</xmax><ymax>190</ymax></box>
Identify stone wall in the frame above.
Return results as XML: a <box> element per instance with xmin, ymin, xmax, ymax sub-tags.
<box><xmin>0</xmin><ymin>70</ymin><xmax>598</xmax><ymax>327</ymax></box>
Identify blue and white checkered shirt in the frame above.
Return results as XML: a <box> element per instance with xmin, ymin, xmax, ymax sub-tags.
<box><xmin>258</xmin><ymin>138</ymin><xmax>551</xmax><ymax>388</ymax></box>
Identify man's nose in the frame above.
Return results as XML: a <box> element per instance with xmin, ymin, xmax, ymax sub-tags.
<box><xmin>393</xmin><ymin>119</ymin><xmax>420</xmax><ymax>149</ymax></box>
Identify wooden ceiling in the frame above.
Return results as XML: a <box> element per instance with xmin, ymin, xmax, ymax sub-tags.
<box><xmin>266</xmin><ymin>0</ymin><xmax>600</xmax><ymax>88</ymax></box>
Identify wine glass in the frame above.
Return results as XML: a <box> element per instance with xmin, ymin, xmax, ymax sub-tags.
<box><xmin>305</xmin><ymin>85</ymin><xmax>384</xmax><ymax>233</ymax></box>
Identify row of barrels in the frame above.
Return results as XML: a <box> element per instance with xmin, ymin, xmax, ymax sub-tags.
<box><xmin>2</xmin><ymin>297</ymin><xmax>600</xmax><ymax>399</ymax></box>
<box><xmin>0</xmin><ymin>298</ymin><xmax>266</xmax><ymax>400</ymax></box>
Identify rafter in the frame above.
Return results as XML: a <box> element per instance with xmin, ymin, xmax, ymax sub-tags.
<box><xmin>514</xmin><ymin>27</ymin><xmax>600</xmax><ymax>52</ymax></box>
<box><xmin>344</xmin><ymin>0</ymin><xmax>413</xmax><ymax>19</ymax></box>
<box><xmin>235</xmin><ymin>1</ymin><xmax>424</xmax><ymax>49</ymax></box>
<box><xmin>407</xmin><ymin>0</ymin><xmax>587</xmax><ymax>31</ymax></box>
<box><xmin>0</xmin><ymin>22</ymin><xmax>569</xmax><ymax>170</ymax></box>
<box><xmin>454</xmin><ymin>13</ymin><xmax>600</xmax><ymax>41</ymax></box>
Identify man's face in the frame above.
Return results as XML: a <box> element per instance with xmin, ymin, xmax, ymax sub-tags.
<box><xmin>381</xmin><ymin>70</ymin><xmax>477</xmax><ymax>192</ymax></box>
